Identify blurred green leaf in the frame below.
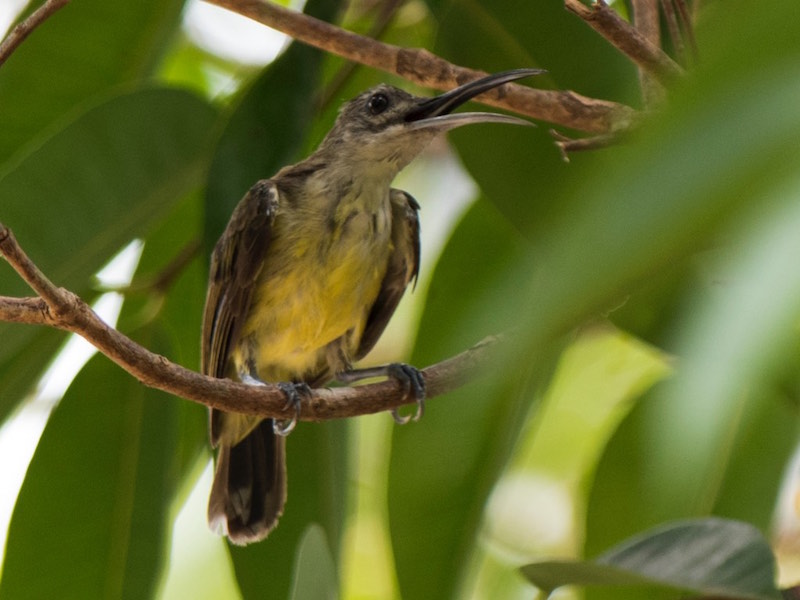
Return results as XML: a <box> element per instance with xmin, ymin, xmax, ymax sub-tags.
<box><xmin>388</xmin><ymin>198</ymin><xmax>561</xmax><ymax>599</ymax></box>
<box><xmin>289</xmin><ymin>524</ymin><xmax>338</xmax><ymax>600</ymax></box>
<box><xmin>0</xmin><ymin>87</ymin><xmax>217</xmax><ymax>421</ymax></box>
<box><xmin>0</xmin><ymin>329</ymin><xmax>64</xmax><ymax>423</ymax></box>
<box><xmin>522</xmin><ymin>518</ymin><xmax>781</xmax><ymax>600</ymax></box>
<box><xmin>585</xmin><ymin>185</ymin><xmax>800</xmax><ymax>569</ymax></box>
<box><xmin>428</xmin><ymin>0</ymin><xmax>636</xmax><ymax>236</ymax></box>
<box><xmin>0</xmin><ymin>189</ymin><xmax>208</xmax><ymax>600</ymax></box>
<box><xmin>0</xmin><ymin>0</ymin><xmax>185</xmax><ymax>163</ymax></box>
<box><xmin>0</xmin><ymin>355</ymin><xmax>188</xmax><ymax>600</ymax></box>
<box><xmin>428</xmin><ymin>0</ymin><xmax>636</xmax><ymax>102</ymax></box>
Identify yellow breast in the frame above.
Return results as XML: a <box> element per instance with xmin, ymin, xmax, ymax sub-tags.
<box><xmin>233</xmin><ymin>195</ymin><xmax>393</xmax><ymax>382</ymax></box>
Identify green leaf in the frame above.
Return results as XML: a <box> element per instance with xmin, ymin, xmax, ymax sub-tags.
<box><xmin>584</xmin><ymin>181</ymin><xmax>800</xmax><ymax>576</ymax></box>
<box><xmin>0</xmin><ymin>189</ymin><xmax>208</xmax><ymax>600</ymax></box>
<box><xmin>0</xmin><ymin>0</ymin><xmax>185</xmax><ymax>163</ymax></box>
<box><xmin>289</xmin><ymin>524</ymin><xmax>339</xmax><ymax>600</ymax></box>
<box><xmin>0</xmin><ymin>356</ymin><xmax>189</xmax><ymax>600</ymax></box>
<box><xmin>427</xmin><ymin>0</ymin><xmax>636</xmax><ymax>102</ymax></box>
<box><xmin>521</xmin><ymin>518</ymin><xmax>781</xmax><ymax>600</ymax></box>
<box><xmin>0</xmin><ymin>87</ymin><xmax>217</xmax><ymax>421</ymax></box>
<box><xmin>388</xmin><ymin>199</ymin><xmax>561</xmax><ymax>599</ymax></box>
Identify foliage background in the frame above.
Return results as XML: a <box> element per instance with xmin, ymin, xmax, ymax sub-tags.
<box><xmin>0</xmin><ymin>0</ymin><xmax>799</xmax><ymax>598</ymax></box>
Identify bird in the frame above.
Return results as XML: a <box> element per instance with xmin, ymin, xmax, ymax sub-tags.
<box><xmin>202</xmin><ymin>68</ymin><xmax>541</xmax><ymax>545</ymax></box>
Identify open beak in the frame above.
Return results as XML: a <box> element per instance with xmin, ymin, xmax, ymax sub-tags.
<box><xmin>404</xmin><ymin>68</ymin><xmax>545</xmax><ymax>131</ymax></box>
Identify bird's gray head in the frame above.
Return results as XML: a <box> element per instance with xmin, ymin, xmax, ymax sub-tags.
<box><xmin>317</xmin><ymin>68</ymin><xmax>543</xmax><ymax>177</ymax></box>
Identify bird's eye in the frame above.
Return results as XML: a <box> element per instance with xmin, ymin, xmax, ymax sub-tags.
<box><xmin>367</xmin><ymin>93</ymin><xmax>389</xmax><ymax>115</ymax></box>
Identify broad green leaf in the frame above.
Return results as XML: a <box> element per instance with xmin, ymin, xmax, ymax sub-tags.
<box><xmin>0</xmin><ymin>0</ymin><xmax>185</xmax><ymax>163</ymax></box>
<box><xmin>0</xmin><ymin>87</ymin><xmax>217</xmax><ymax>420</ymax></box>
<box><xmin>428</xmin><ymin>0</ymin><xmax>636</xmax><ymax>102</ymax></box>
<box><xmin>0</xmin><ymin>329</ymin><xmax>63</xmax><ymax>423</ymax></box>
<box><xmin>0</xmin><ymin>190</ymin><xmax>208</xmax><ymax>600</ymax></box>
<box><xmin>289</xmin><ymin>524</ymin><xmax>338</xmax><ymax>600</ymax></box>
<box><xmin>125</xmin><ymin>187</ymin><xmax>210</xmax><ymax>478</ymax></box>
<box><xmin>522</xmin><ymin>518</ymin><xmax>781</xmax><ymax>600</ymax></box>
<box><xmin>388</xmin><ymin>198</ymin><xmax>562</xmax><ymax>599</ymax></box>
<box><xmin>0</xmin><ymin>355</ymin><xmax>188</xmax><ymax>600</ymax></box>
<box><xmin>584</xmin><ymin>183</ymin><xmax>800</xmax><ymax>573</ymax></box>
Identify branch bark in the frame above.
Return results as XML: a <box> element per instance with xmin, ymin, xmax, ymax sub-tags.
<box><xmin>0</xmin><ymin>0</ymin><xmax>70</xmax><ymax>67</ymax></box>
<box><xmin>565</xmin><ymin>0</ymin><xmax>684</xmax><ymax>87</ymax></box>
<box><xmin>0</xmin><ymin>223</ymin><xmax>499</xmax><ymax>422</ymax></box>
<box><xmin>205</xmin><ymin>0</ymin><xmax>638</xmax><ymax>134</ymax></box>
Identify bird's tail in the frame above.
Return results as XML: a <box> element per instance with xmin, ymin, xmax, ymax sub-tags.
<box><xmin>207</xmin><ymin>418</ymin><xmax>286</xmax><ymax>545</ymax></box>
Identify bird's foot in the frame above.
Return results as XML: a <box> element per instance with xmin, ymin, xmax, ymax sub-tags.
<box><xmin>273</xmin><ymin>382</ymin><xmax>311</xmax><ymax>436</ymax></box>
<box><xmin>240</xmin><ymin>374</ymin><xmax>310</xmax><ymax>436</ymax></box>
<box><xmin>338</xmin><ymin>363</ymin><xmax>425</xmax><ymax>425</ymax></box>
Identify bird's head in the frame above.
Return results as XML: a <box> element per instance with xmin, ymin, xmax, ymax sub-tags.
<box><xmin>318</xmin><ymin>68</ymin><xmax>543</xmax><ymax>177</ymax></box>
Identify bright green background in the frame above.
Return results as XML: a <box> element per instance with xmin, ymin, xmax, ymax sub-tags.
<box><xmin>1</xmin><ymin>0</ymin><xmax>799</xmax><ymax>598</ymax></box>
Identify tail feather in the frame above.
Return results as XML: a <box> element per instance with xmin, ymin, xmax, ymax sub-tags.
<box><xmin>208</xmin><ymin>419</ymin><xmax>286</xmax><ymax>545</ymax></box>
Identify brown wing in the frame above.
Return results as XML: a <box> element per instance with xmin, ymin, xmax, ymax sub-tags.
<box><xmin>356</xmin><ymin>189</ymin><xmax>421</xmax><ymax>359</ymax></box>
<box><xmin>202</xmin><ymin>180</ymin><xmax>279</xmax><ymax>441</ymax></box>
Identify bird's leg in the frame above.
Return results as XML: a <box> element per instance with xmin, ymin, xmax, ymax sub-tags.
<box><xmin>337</xmin><ymin>363</ymin><xmax>426</xmax><ymax>424</ymax></box>
<box><xmin>240</xmin><ymin>372</ymin><xmax>310</xmax><ymax>436</ymax></box>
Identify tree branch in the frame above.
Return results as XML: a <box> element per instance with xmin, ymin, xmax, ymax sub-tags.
<box><xmin>565</xmin><ymin>0</ymin><xmax>684</xmax><ymax>87</ymax></box>
<box><xmin>0</xmin><ymin>0</ymin><xmax>70</xmax><ymax>67</ymax></box>
<box><xmin>204</xmin><ymin>0</ymin><xmax>638</xmax><ymax>134</ymax></box>
<box><xmin>0</xmin><ymin>223</ymin><xmax>499</xmax><ymax>421</ymax></box>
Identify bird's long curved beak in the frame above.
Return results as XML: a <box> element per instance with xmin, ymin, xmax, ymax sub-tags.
<box><xmin>404</xmin><ymin>68</ymin><xmax>545</xmax><ymax>131</ymax></box>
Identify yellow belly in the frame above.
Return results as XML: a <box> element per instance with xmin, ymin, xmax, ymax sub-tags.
<box><xmin>233</xmin><ymin>208</ymin><xmax>392</xmax><ymax>382</ymax></box>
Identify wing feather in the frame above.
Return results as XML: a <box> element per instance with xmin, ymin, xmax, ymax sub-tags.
<box><xmin>356</xmin><ymin>189</ymin><xmax>421</xmax><ymax>359</ymax></box>
<box><xmin>201</xmin><ymin>180</ymin><xmax>279</xmax><ymax>444</ymax></box>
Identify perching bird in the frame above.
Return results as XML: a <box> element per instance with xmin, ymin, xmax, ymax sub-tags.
<box><xmin>202</xmin><ymin>68</ymin><xmax>540</xmax><ymax>544</ymax></box>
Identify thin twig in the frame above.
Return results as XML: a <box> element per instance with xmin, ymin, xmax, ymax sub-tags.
<box><xmin>564</xmin><ymin>0</ymin><xmax>684</xmax><ymax>87</ymax></box>
<box><xmin>205</xmin><ymin>0</ymin><xmax>638</xmax><ymax>134</ymax></box>
<box><xmin>0</xmin><ymin>0</ymin><xmax>70</xmax><ymax>67</ymax></box>
<box><xmin>0</xmin><ymin>222</ymin><xmax>500</xmax><ymax>421</ymax></box>
<box><xmin>550</xmin><ymin>129</ymin><xmax>621</xmax><ymax>161</ymax></box>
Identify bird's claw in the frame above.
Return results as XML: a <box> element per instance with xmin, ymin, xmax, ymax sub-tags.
<box><xmin>386</xmin><ymin>363</ymin><xmax>425</xmax><ymax>425</ymax></box>
<box><xmin>273</xmin><ymin>382</ymin><xmax>311</xmax><ymax>437</ymax></box>
<box><xmin>337</xmin><ymin>362</ymin><xmax>425</xmax><ymax>425</ymax></box>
